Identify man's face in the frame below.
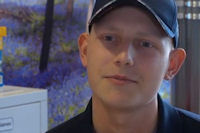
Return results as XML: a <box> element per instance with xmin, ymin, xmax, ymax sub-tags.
<box><xmin>78</xmin><ymin>7</ymin><xmax>184</xmax><ymax>109</ymax></box>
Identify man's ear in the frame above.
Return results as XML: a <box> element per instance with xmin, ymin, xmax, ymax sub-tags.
<box><xmin>164</xmin><ymin>48</ymin><xmax>186</xmax><ymax>80</ymax></box>
<box><xmin>78</xmin><ymin>33</ymin><xmax>89</xmax><ymax>67</ymax></box>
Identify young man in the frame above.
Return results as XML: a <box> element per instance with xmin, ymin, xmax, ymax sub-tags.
<box><xmin>47</xmin><ymin>0</ymin><xmax>200</xmax><ymax>133</ymax></box>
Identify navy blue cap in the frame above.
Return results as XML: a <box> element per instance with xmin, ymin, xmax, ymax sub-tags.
<box><xmin>88</xmin><ymin>0</ymin><xmax>179</xmax><ymax>48</ymax></box>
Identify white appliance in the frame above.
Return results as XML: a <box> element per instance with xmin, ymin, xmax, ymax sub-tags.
<box><xmin>0</xmin><ymin>85</ymin><xmax>47</xmax><ymax>133</ymax></box>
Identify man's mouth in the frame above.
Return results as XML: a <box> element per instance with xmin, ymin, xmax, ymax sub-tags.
<box><xmin>104</xmin><ymin>75</ymin><xmax>137</xmax><ymax>85</ymax></box>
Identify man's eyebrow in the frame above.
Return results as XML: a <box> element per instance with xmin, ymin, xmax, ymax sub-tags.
<box><xmin>136</xmin><ymin>32</ymin><xmax>161</xmax><ymax>38</ymax></box>
<box><xmin>95</xmin><ymin>24</ymin><xmax>122</xmax><ymax>32</ymax></box>
<box><xmin>95</xmin><ymin>23</ymin><xmax>164</xmax><ymax>39</ymax></box>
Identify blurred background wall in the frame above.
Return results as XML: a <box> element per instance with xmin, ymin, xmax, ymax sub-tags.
<box><xmin>173</xmin><ymin>0</ymin><xmax>200</xmax><ymax>114</ymax></box>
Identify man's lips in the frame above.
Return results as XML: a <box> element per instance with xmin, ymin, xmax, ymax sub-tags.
<box><xmin>104</xmin><ymin>75</ymin><xmax>138</xmax><ymax>84</ymax></box>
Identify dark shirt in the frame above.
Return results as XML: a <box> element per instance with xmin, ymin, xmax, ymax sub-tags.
<box><xmin>46</xmin><ymin>95</ymin><xmax>200</xmax><ymax>133</ymax></box>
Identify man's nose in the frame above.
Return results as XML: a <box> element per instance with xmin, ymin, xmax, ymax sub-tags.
<box><xmin>114</xmin><ymin>44</ymin><xmax>135</xmax><ymax>66</ymax></box>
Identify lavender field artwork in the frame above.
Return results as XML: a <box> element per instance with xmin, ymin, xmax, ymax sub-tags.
<box><xmin>0</xmin><ymin>0</ymin><xmax>170</xmax><ymax>129</ymax></box>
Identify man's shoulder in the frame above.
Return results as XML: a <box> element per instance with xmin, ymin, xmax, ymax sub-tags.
<box><xmin>175</xmin><ymin>108</ymin><xmax>200</xmax><ymax>132</ymax></box>
<box><xmin>46</xmin><ymin>99</ymin><xmax>93</xmax><ymax>133</ymax></box>
<box><xmin>46</xmin><ymin>113</ymin><xmax>84</xmax><ymax>133</ymax></box>
<box><xmin>47</xmin><ymin>113</ymin><xmax>92</xmax><ymax>133</ymax></box>
<box><xmin>158</xmin><ymin>96</ymin><xmax>200</xmax><ymax>133</ymax></box>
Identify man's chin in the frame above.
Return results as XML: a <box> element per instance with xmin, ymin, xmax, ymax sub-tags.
<box><xmin>101</xmin><ymin>96</ymin><xmax>143</xmax><ymax>111</ymax></box>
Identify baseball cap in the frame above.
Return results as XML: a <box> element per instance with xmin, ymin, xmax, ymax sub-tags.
<box><xmin>88</xmin><ymin>0</ymin><xmax>179</xmax><ymax>48</ymax></box>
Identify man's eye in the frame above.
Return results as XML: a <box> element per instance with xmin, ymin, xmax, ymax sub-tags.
<box><xmin>140</xmin><ymin>41</ymin><xmax>153</xmax><ymax>48</ymax></box>
<box><xmin>103</xmin><ymin>35</ymin><xmax>115</xmax><ymax>42</ymax></box>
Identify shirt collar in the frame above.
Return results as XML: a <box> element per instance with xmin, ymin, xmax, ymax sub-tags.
<box><xmin>156</xmin><ymin>95</ymin><xmax>182</xmax><ymax>133</ymax></box>
<box><xmin>84</xmin><ymin>95</ymin><xmax>182</xmax><ymax>133</ymax></box>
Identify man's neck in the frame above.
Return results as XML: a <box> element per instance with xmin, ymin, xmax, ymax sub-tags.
<box><xmin>92</xmin><ymin>96</ymin><xmax>158</xmax><ymax>133</ymax></box>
